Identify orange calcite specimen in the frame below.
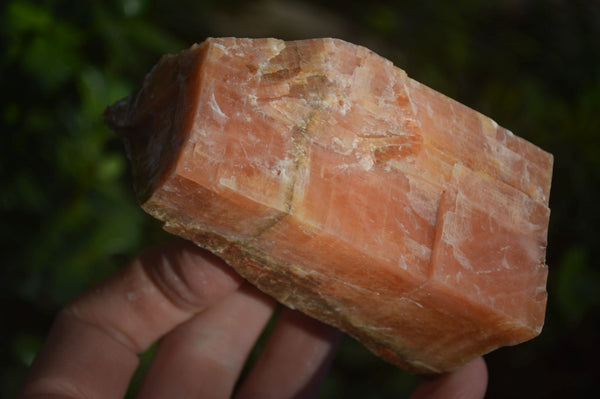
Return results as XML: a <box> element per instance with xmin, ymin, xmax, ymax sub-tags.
<box><xmin>104</xmin><ymin>38</ymin><xmax>553</xmax><ymax>374</ymax></box>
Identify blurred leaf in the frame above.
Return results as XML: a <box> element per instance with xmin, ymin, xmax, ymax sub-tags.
<box><xmin>555</xmin><ymin>247</ymin><xmax>600</xmax><ymax>326</ymax></box>
<box><xmin>6</xmin><ymin>1</ymin><xmax>84</xmax><ymax>90</ymax></box>
<box><xmin>11</xmin><ymin>333</ymin><xmax>43</xmax><ymax>368</ymax></box>
<box><xmin>122</xmin><ymin>0</ymin><xmax>147</xmax><ymax>17</ymax></box>
<box><xmin>7</xmin><ymin>1</ymin><xmax>52</xmax><ymax>32</ymax></box>
<box><xmin>79</xmin><ymin>66</ymin><xmax>132</xmax><ymax>119</ymax></box>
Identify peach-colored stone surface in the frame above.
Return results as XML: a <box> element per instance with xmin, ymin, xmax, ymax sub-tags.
<box><xmin>104</xmin><ymin>37</ymin><xmax>553</xmax><ymax>374</ymax></box>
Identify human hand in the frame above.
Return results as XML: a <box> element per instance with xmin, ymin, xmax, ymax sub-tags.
<box><xmin>18</xmin><ymin>240</ymin><xmax>487</xmax><ymax>399</ymax></box>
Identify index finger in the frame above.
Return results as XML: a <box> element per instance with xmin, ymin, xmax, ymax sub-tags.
<box><xmin>18</xmin><ymin>240</ymin><xmax>243</xmax><ymax>399</ymax></box>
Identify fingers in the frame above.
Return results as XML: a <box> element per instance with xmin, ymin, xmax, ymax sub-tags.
<box><xmin>18</xmin><ymin>240</ymin><xmax>244</xmax><ymax>399</ymax></box>
<box><xmin>235</xmin><ymin>307</ymin><xmax>342</xmax><ymax>399</ymax></box>
<box><xmin>16</xmin><ymin>307</ymin><xmax>141</xmax><ymax>399</ymax></box>
<box><xmin>410</xmin><ymin>357</ymin><xmax>488</xmax><ymax>399</ymax></box>
<box><xmin>136</xmin><ymin>283</ymin><xmax>276</xmax><ymax>399</ymax></box>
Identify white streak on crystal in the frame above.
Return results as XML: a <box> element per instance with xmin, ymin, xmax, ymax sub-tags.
<box><xmin>358</xmin><ymin>153</ymin><xmax>374</xmax><ymax>170</ymax></box>
<box><xmin>247</xmin><ymin>94</ymin><xmax>258</xmax><ymax>107</ymax></box>
<box><xmin>442</xmin><ymin>212</ymin><xmax>473</xmax><ymax>271</ymax></box>
<box><xmin>209</xmin><ymin>92</ymin><xmax>228</xmax><ymax>121</ymax></box>
<box><xmin>211</xmin><ymin>42</ymin><xmax>230</xmax><ymax>55</ymax></box>
<box><xmin>401</xmin><ymin>297</ymin><xmax>424</xmax><ymax>309</ymax></box>
<box><xmin>219</xmin><ymin>176</ymin><xmax>237</xmax><ymax>190</ymax></box>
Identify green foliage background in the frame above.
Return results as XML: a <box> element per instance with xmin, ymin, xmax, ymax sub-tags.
<box><xmin>2</xmin><ymin>0</ymin><xmax>599</xmax><ymax>397</ymax></box>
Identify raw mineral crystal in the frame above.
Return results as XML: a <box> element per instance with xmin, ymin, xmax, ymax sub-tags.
<box><xmin>104</xmin><ymin>37</ymin><xmax>553</xmax><ymax>374</ymax></box>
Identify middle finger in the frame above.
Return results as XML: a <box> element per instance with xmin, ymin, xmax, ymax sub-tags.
<box><xmin>136</xmin><ymin>283</ymin><xmax>276</xmax><ymax>399</ymax></box>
